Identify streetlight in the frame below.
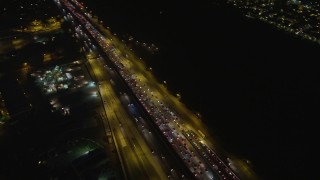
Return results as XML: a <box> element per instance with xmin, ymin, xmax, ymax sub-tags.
<box><xmin>195</xmin><ymin>112</ymin><xmax>201</xmax><ymax>119</ymax></box>
<box><xmin>176</xmin><ymin>93</ymin><xmax>181</xmax><ymax>100</ymax></box>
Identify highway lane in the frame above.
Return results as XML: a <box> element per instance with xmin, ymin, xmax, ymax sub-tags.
<box><xmin>87</xmin><ymin>52</ymin><xmax>167</xmax><ymax>180</ymax></box>
<box><xmin>92</xmin><ymin>63</ymin><xmax>150</xmax><ymax>179</ymax></box>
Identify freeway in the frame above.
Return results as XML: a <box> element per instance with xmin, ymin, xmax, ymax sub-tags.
<box><xmin>53</xmin><ymin>0</ymin><xmax>250</xmax><ymax>179</ymax></box>
<box><xmin>54</xmin><ymin>1</ymin><xmax>194</xmax><ymax>179</ymax></box>
<box><xmin>55</xmin><ymin>1</ymin><xmax>171</xmax><ymax>178</ymax></box>
<box><xmin>84</xmin><ymin>41</ymin><xmax>194</xmax><ymax>179</ymax></box>
<box><xmin>86</xmin><ymin>52</ymin><xmax>168</xmax><ymax>180</ymax></box>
